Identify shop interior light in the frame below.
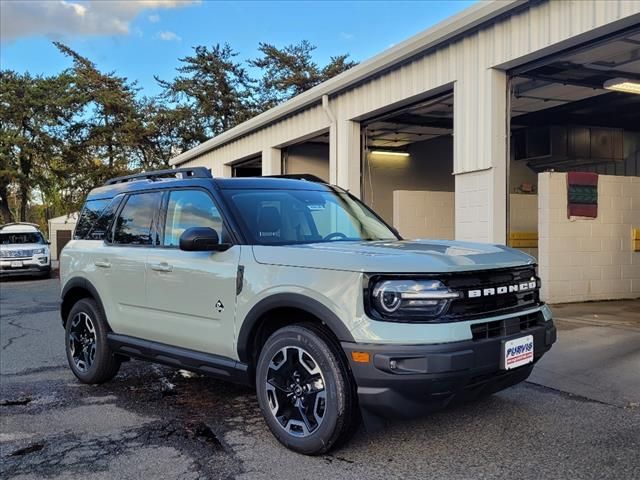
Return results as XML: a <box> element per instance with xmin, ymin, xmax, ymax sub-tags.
<box><xmin>370</xmin><ymin>150</ymin><xmax>410</xmax><ymax>157</ymax></box>
<box><xmin>603</xmin><ymin>77</ymin><xmax>640</xmax><ymax>95</ymax></box>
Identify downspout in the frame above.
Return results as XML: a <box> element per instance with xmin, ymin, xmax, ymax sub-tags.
<box><xmin>505</xmin><ymin>77</ymin><xmax>513</xmax><ymax>246</ymax></box>
<box><xmin>322</xmin><ymin>95</ymin><xmax>338</xmax><ymax>184</ymax></box>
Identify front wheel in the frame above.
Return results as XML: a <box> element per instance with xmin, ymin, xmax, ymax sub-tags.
<box><xmin>65</xmin><ymin>298</ymin><xmax>120</xmax><ymax>384</ymax></box>
<box><xmin>256</xmin><ymin>324</ymin><xmax>357</xmax><ymax>455</ymax></box>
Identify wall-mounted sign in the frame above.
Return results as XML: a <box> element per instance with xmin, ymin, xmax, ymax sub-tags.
<box><xmin>567</xmin><ymin>172</ymin><xmax>598</xmax><ymax>218</ymax></box>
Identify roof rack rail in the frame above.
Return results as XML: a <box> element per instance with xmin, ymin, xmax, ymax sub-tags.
<box><xmin>104</xmin><ymin>167</ymin><xmax>212</xmax><ymax>186</ymax></box>
<box><xmin>264</xmin><ymin>174</ymin><xmax>327</xmax><ymax>183</ymax></box>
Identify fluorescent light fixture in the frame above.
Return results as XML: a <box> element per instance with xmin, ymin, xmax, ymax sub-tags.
<box><xmin>370</xmin><ymin>150</ymin><xmax>410</xmax><ymax>157</ymax></box>
<box><xmin>603</xmin><ymin>77</ymin><xmax>640</xmax><ymax>95</ymax></box>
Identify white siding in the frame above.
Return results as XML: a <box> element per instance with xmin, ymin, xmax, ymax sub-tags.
<box><xmin>177</xmin><ymin>0</ymin><xmax>640</xmax><ymax>176</ymax></box>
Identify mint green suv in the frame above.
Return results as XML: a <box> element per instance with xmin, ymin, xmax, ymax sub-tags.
<box><xmin>60</xmin><ymin>168</ymin><xmax>556</xmax><ymax>454</ymax></box>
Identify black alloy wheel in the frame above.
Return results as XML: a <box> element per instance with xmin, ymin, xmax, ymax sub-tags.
<box><xmin>266</xmin><ymin>346</ymin><xmax>327</xmax><ymax>437</ymax></box>
<box><xmin>256</xmin><ymin>324</ymin><xmax>357</xmax><ymax>454</ymax></box>
<box><xmin>65</xmin><ymin>298</ymin><xmax>121</xmax><ymax>384</ymax></box>
<box><xmin>68</xmin><ymin>311</ymin><xmax>97</xmax><ymax>372</ymax></box>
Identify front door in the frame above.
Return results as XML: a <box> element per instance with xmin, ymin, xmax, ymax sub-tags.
<box><xmin>145</xmin><ymin>188</ymin><xmax>240</xmax><ymax>358</ymax></box>
<box><xmin>103</xmin><ymin>191</ymin><xmax>163</xmax><ymax>338</ymax></box>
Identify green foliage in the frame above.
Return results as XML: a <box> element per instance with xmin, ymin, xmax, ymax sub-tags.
<box><xmin>0</xmin><ymin>40</ymin><xmax>357</xmax><ymax>224</ymax></box>
<box><xmin>250</xmin><ymin>41</ymin><xmax>357</xmax><ymax>108</ymax></box>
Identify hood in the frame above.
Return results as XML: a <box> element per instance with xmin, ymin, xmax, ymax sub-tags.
<box><xmin>0</xmin><ymin>243</ymin><xmax>46</xmax><ymax>251</ymax></box>
<box><xmin>252</xmin><ymin>239</ymin><xmax>535</xmax><ymax>273</ymax></box>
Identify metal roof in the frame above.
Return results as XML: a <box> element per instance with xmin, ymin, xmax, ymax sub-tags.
<box><xmin>171</xmin><ymin>0</ymin><xmax>525</xmax><ymax>166</ymax></box>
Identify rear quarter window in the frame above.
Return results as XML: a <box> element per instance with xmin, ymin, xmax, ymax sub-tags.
<box><xmin>75</xmin><ymin>199</ymin><xmax>110</xmax><ymax>239</ymax></box>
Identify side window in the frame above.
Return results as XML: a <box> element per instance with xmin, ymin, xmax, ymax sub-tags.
<box><xmin>163</xmin><ymin>190</ymin><xmax>224</xmax><ymax>247</ymax></box>
<box><xmin>113</xmin><ymin>192</ymin><xmax>162</xmax><ymax>246</ymax></box>
<box><xmin>88</xmin><ymin>195</ymin><xmax>124</xmax><ymax>241</ymax></box>
<box><xmin>74</xmin><ymin>199</ymin><xmax>110</xmax><ymax>239</ymax></box>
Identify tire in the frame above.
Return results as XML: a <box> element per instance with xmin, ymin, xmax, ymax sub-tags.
<box><xmin>255</xmin><ymin>324</ymin><xmax>357</xmax><ymax>455</ymax></box>
<box><xmin>65</xmin><ymin>298</ymin><xmax>120</xmax><ymax>384</ymax></box>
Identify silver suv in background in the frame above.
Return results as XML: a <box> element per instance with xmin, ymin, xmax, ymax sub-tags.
<box><xmin>0</xmin><ymin>223</ymin><xmax>51</xmax><ymax>278</ymax></box>
<box><xmin>60</xmin><ymin>168</ymin><xmax>556</xmax><ymax>454</ymax></box>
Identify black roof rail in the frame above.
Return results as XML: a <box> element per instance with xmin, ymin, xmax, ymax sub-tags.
<box><xmin>104</xmin><ymin>167</ymin><xmax>212</xmax><ymax>186</ymax></box>
<box><xmin>264</xmin><ymin>174</ymin><xmax>327</xmax><ymax>183</ymax></box>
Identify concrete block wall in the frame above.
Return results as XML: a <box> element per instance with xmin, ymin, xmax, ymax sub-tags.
<box><xmin>538</xmin><ymin>172</ymin><xmax>640</xmax><ymax>304</ymax></box>
<box><xmin>455</xmin><ymin>170</ymin><xmax>491</xmax><ymax>243</ymax></box>
<box><xmin>393</xmin><ymin>191</ymin><xmax>455</xmax><ymax>240</ymax></box>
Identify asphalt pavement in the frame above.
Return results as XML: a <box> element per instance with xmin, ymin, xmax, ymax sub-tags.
<box><xmin>1</xmin><ymin>277</ymin><xmax>639</xmax><ymax>480</ymax></box>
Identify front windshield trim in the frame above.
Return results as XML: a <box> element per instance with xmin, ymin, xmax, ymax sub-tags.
<box><xmin>221</xmin><ymin>186</ymin><xmax>400</xmax><ymax>246</ymax></box>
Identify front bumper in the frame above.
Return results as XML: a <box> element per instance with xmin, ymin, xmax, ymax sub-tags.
<box><xmin>342</xmin><ymin>318</ymin><xmax>556</xmax><ymax>419</ymax></box>
<box><xmin>0</xmin><ymin>257</ymin><xmax>51</xmax><ymax>276</ymax></box>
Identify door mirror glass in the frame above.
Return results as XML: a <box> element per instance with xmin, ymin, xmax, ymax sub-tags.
<box><xmin>179</xmin><ymin>227</ymin><xmax>228</xmax><ymax>252</ymax></box>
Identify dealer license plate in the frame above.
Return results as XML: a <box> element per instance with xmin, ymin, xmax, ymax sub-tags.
<box><xmin>501</xmin><ymin>335</ymin><xmax>534</xmax><ymax>370</ymax></box>
<box><xmin>10</xmin><ymin>261</ymin><xmax>23</xmax><ymax>268</ymax></box>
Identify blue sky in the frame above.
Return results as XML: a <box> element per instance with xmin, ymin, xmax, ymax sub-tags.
<box><xmin>1</xmin><ymin>0</ymin><xmax>476</xmax><ymax>98</ymax></box>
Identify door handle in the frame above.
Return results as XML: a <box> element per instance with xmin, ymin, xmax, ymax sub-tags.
<box><xmin>150</xmin><ymin>262</ymin><xmax>173</xmax><ymax>273</ymax></box>
<box><xmin>94</xmin><ymin>260</ymin><xmax>111</xmax><ymax>268</ymax></box>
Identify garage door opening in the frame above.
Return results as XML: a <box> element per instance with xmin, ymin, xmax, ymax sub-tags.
<box><xmin>362</xmin><ymin>92</ymin><xmax>454</xmax><ymax>239</ymax></box>
<box><xmin>281</xmin><ymin>131</ymin><xmax>330</xmax><ymax>182</ymax></box>
<box><xmin>507</xmin><ymin>27</ymin><xmax>640</xmax><ymax>302</ymax></box>
<box><xmin>232</xmin><ymin>156</ymin><xmax>262</xmax><ymax>177</ymax></box>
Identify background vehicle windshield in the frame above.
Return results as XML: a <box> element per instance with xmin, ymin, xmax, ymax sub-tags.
<box><xmin>223</xmin><ymin>188</ymin><xmax>398</xmax><ymax>245</ymax></box>
<box><xmin>0</xmin><ymin>232</ymin><xmax>45</xmax><ymax>245</ymax></box>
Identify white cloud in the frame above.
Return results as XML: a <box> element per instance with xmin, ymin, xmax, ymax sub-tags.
<box><xmin>156</xmin><ymin>30</ymin><xmax>181</xmax><ymax>42</ymax></box>
<box><xmin>340</xmin><ymin>32</ymin><xmax>354</xmax><ymax>40</ymax></box>
<box><xmin>148</xmin><ymin>14</ymin><xmax>160</xmax><ymax>23</ymax></box>
<box><xmin>0</xmin><ymin>0</ymin><xmax>199</xmax><ymax>42</ymax></box>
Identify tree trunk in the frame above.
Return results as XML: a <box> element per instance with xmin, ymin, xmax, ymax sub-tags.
<box><xmin>0</xmin><ymin>184</ymin><xmax>14</xmax><ymax>223</ymax></box>
<box><xmin>19</xmin><ymin>183</ymin><xmax>28</xmax><ymax>222</ymax></box>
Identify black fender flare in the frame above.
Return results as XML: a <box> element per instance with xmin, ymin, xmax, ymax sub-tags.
<box><xmin>60</xmin><ymin>277</ymin><xmax>109</xmax><ymax>329</ymax></box>
<box><xmin>236</xmin><ymin>293</ymin><xmax>355</xmax><ymax>363</ymax></box>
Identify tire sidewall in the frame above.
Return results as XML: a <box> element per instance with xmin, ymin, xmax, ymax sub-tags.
<box><xmin>256</xmin><ymin>326</ymin><xmax>348</xmax><ymax>454</ymax></box>
<box><xmin>65</xmin><ymin>298</ymin><xmax>110</xmax><ymax>383</ymax></box>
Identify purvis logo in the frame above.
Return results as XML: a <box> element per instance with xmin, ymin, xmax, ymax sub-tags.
<box><xmin>468</xmin><ymin>279</ymin><xmax>537</xmax><ymax>298</ymax></box>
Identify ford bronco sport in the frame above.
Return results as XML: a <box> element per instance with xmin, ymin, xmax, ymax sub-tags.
<box><xmin>60</xmin><ymin>167</ymin><xmax>556</xmax><ymax>454</ymax></box>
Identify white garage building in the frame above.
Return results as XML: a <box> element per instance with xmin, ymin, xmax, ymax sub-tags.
<box><xmin>171</xmin><ymin>0</ymin><xmax>640</xmax><ymax>303</ymax></box>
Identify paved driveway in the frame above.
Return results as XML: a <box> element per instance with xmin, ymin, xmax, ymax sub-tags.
<box><xmin>1</xmin><ymin>277</ymin><xmax>639</xmax><ymax>479</ymax></box>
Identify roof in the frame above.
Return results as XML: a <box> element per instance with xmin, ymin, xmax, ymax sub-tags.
<box><xmin>214</xmin><ymin>177</ymin><xmax>333</xmax><ymax>191</ymax></box>
<box><xmin>0</xmin><ymin>223</ymin><xmax>40</xmax><ymax>233</ymax></box>
<box><xmin>170</xmin><ymin>0</ymin><xmax>524</xmax><ymax>166</ymax></box>
<box><xmin>86</xmin><ymin>174</ymin><xmax>332</xmax><ymax>201</ymax></box>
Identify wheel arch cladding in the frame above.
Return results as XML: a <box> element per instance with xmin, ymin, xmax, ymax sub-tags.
<box><xmin>237</xmin><ymin>293</ymin><xmax>355</xmax><ymax>364</ymax></box>
<box><xmin>60</xmin><ymin>278</ymin><xmax>109</xmax><ymax>329</ymax></box>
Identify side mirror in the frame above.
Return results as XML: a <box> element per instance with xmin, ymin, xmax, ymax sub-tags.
<box><xmin>179</xmin><ymin>227</ymin><xmax>230</xmax><ymax>252</ymax></box>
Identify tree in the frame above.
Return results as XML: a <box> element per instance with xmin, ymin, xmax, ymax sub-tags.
<box><xmin>156</xmin><ymin>44</ymin><xmax>256</xmax><ymax>140</ymax></box>
<box><xmin>250</xmin><ymin>41</ymin><xmax>357</xmax><ymax>108</ymax></box>
<box><xmin>0</xmin><ymin>70</ymin><xmax>77</xmax><ymax>222</ymax></box>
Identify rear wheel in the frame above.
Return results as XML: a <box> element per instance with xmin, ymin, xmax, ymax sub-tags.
<box><xmin>256</xmin><ymin>324</ymin><xmax>356</xmax><ymax>455</ymax></box>
<box><xmin>65</xmin><ymin>298</ymin><xmax>120</xmax><ymax>384</ymax></box>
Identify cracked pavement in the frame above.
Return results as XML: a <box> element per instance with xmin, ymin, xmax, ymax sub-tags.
<box><xmin>1</xmin><ymin>277</ymin><xmax>639</xmax><ymax>479</ymax></box>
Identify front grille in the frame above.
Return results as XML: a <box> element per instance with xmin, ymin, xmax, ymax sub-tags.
<box><xmin>471</xmin><ymin>311</ymin><xmax>543</xmax><ymax>341</ymax></box>
<box><xmin>0</xmin><ymin>249</ymin><xmax>36</xmax><ymax>258</ymax></box>
<box><xmin>442</xmin><ymin>266</ymin><xmax>540</xmax><ymax>320</ymax></box>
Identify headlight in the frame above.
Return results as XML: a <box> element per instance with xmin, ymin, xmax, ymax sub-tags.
<box><xmin>33</xmin><ymin>248</ymin><xmax>46</xmax><ymax>255</ymax></box>
<box><xmin>369</xmin><ymin>278</ymin><xmax>460</xmax><ymax>320</ymax></box>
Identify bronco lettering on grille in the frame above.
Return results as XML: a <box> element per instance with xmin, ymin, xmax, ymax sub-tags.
<box><xmin>468</xmin><ymin>280</ymin><xmax>537</xmax><ymax>298</ymax></box>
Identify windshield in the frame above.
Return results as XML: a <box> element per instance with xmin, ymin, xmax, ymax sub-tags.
<box><xmin>222</xmin><ymin>188</ymin><xmax>398</xmax><ymax>245</ymax></box>
<box><xmin>0</xmin><ymin>232</ymin><xmax>45</xmax><ymax>245</ymax></box>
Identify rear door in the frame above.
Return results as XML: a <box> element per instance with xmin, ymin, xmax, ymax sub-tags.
<box><xmin>145</xmin><ymin>188</ymin><xmax>240</xmax><ymax>358</ymax></box>
<box><xmin>101</xmin><ymin>191</ymin><xmax>163</xmax><ymax>338</ymax></box>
